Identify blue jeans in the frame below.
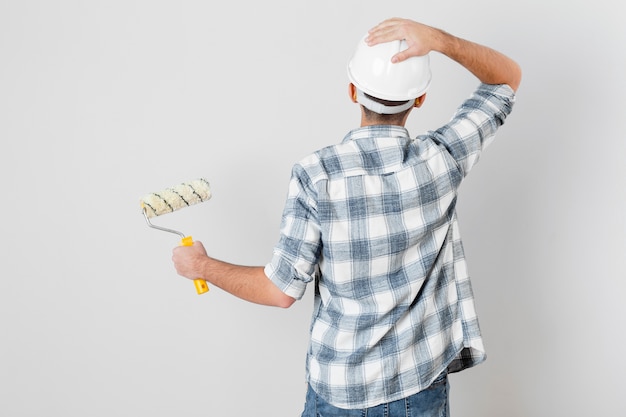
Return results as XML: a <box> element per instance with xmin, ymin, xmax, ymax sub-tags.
<box><xmin>300</xmin><ymin>372</ymin><xmax>449</xmax><ymax>417</ymax></box>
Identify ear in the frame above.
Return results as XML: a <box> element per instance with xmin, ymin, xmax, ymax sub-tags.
<box><xmin>349</xmin><ymin>83</ymin><xmax>358</xmax><ymax>103</ymax></box>
<box><xmin>414</xmin><ymin>93</ymin><xmax>427</xmax><ymax>108</ymax></box>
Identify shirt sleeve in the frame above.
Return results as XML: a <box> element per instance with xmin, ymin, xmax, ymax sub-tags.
<box><xmin>264</xmin><ymin>164</ymin><xmax>322</xmax><ymax>300</ymax></box>
<box><xmin>428</xmin><ymin>83</ymin><xmax>516</xmax><ymax>177</ymax></box>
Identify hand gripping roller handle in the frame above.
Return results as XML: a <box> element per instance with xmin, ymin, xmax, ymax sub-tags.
<box><xmin>179</xmin><ymin>235</ymin><xmax>209</xmax><ymax>294</ymax></box>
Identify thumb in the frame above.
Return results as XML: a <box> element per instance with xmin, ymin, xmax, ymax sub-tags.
<box><xmin>391</xmin><ymin>50</ymin><xmax>410</xmax><ymax>63</ymax></box>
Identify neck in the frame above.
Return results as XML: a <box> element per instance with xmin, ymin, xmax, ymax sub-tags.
<box><xmin>360</xmin><ymin>115</ymin><xmax>409</xmax><ymax>128</ymax></box>
<box><xmin>360</xmin><ymin>120</ymin><xmax>403</xmax><ymax>127</ymax></box>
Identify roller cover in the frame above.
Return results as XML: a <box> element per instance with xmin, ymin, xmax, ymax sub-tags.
<box><xmin>141</xmin><ymin>178</ymin><xmax>211</xmax><ymax>218</ymax></box>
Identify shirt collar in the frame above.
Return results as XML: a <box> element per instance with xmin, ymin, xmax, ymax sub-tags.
<box><xmin>342</xmin><ymin>125</ymin><xmax>410</xmax><ymax>143</ymax></box>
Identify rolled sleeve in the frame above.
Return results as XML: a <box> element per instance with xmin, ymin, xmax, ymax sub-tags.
<box><xmin>264</xmin><ymin>254</ymin><xmax>311</xmax><ymax>300</ymax></box>
<box><xmin>265</xmin><ymin>164</ymin><xmax>322</xmax><ymax>300</ymax></box>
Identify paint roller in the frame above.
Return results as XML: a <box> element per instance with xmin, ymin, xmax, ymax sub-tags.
<box><xmin>140</xmin><ymin>178</ymin><xmax>212</xmax><ymax>294</ymax></box>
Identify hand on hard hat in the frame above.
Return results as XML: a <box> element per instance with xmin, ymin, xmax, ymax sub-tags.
<box><xmin>366</xmin><ymin>18</ymin><xmax>437</xmax><ymax>63</ymax></box>
<box><xmin>348</xmin><ymin>23</ymin><xmax>432</xmax><ymax>102</ymax></box>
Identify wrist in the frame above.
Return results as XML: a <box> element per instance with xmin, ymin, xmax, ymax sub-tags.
<box><xmin>432</xmin><ymin>28</ymin><xmax>457</xmax><ymax>56</ymax></box>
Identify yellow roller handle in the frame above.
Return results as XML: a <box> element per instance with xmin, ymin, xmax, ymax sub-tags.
<box><xmin>180</xmin><ymin>236</ymin><xmax>209</xmax><ymax>295</ymax></box>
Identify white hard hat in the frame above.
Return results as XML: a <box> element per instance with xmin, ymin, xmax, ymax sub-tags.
<box><xmin>347</xmin><ymin>35</ymin><xmax>432</xmax><ymax>103</ymax></box>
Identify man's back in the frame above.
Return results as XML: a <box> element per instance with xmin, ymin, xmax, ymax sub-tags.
<box><xmin>266</xmin><ymin>83</ymin><xmax>516</xmax><ymax>408</ymax></box>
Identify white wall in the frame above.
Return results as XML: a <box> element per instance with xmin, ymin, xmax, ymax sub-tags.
<box><xmin>1</xmin><ymin>1</ymin><xmax>624</xmax><ymax>416</ymax></box>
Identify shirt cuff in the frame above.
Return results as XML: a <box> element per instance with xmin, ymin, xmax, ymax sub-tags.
<box><xmin>264</xmin><ymin>258</ymin><xmax>310</xmax><ymax>300</ymax></box>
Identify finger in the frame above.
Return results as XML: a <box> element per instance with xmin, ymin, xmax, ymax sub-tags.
<box><xmin>366</xmin><ymin>23</ymin><xmax>412</xmax><ymax>46</ymax></box>
<box><xmin>368</xmin><ymin>18</ymin><xmax>406</xmax><ymax>34</ymax></box>
<box><xmin>365</xmin><ymin>27</ymin><xmax>402</xmax><ymax>46</ymax></box>
<box><xmin>368</xmin><ymin>17</ymin><xmax>404</xmax><ymax>33</ymax></box>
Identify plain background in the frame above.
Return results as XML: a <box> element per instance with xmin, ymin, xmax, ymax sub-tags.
<box><xmin>1</xmin><ymin>1</ymin><xmax>624</xmax><ymax>416</ymax></box>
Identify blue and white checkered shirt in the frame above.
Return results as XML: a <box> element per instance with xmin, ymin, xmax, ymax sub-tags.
<box><xmin>265</xmin><ymin>83</ymin><xmax>516</xmax><ymax>409</ymax></box>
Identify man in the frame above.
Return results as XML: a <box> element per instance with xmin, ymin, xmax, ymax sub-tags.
<box><xmin>172</xmin><ymin>17</ymin><xmax>521</xmax><ymax>416</ymax></box>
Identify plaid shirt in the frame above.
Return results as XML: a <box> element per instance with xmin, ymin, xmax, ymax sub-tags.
<box><xmin>265</xmin><ymin>83</ymin><xmax>516</xmax><ymax>409</ymax></box>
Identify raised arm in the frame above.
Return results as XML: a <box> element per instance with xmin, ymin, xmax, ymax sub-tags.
<box><xmin>366</xmin><ymin>18</ymin><xmax>521</xmax><ymax>92</ymax></box>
